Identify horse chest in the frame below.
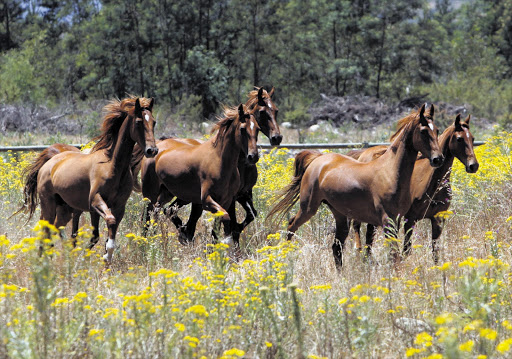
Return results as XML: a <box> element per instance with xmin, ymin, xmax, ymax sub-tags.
<box><xmin>419</xmin><ymin>182</ymin><xmax>452</xmax><ymax>218</ymax></box>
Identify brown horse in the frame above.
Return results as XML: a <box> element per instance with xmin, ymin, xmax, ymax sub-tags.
<box><xmin>133</xmin><ymin>87</ymin><xmax>280</xmax><ymax>243</ymax></box>
<box><xmin>350</xmin><ymin>114</ymin><xmax>478</xmax><ymax>262</ymax></box>
<box><xmin>23</xmin><ymin>97</ymin><xmax>158</xmax><ymax>263</ymax></box>
<box><xmin>150</xmin><ymin>104</ymin><xmax>259</xmax><ymax>246</ymax></box>
<box><xmin>267</xmin><ymin>104</ymin><xmax>444</xmax><ymax>269</ymax></box>
<box><xmin>15</xmin><ymin>143</ymin><xmax>84</xmax><ymax>243</ymax></box>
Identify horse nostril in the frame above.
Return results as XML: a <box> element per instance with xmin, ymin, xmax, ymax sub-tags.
<box><xmin>432</xmin><ymin>155</ymin><xmax>444</xmax><ymax>167</ymax></box>
<box><xmin>271</xmin><ymin>134</ymin><xmax>283</xmax><ymax>146</ymax></box>
<box><xmin>247</xmin><ymin>153</ymin><xmax>259</xmax><ymax>164</ymax></box>
<box><xmin>145</xmin><ymin>147</ymin><xmax>158</xmax><ymax>157</ymax></box>
<box><xmin>468</xmin><ymin>163</ymin><xmax>479</xmax><ymax>173</ymax></box>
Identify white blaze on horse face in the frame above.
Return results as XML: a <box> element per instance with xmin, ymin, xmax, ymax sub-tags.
<box><xmin>250</xmin><ymin>121</ymin><xmax>255</xmax><ymax>131</ymax></box>
<box><xmin>429</xmin><ymin>123</ymin><xmax>434</xmax><ymax>131</ymax></box>
<box><xmin>145</xmin><ymin>114</ymin><xmax>150</xmax><ymax>122</ymax></box>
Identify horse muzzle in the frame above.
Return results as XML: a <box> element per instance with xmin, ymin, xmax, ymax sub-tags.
<box><xmin>465</xmin><ymin>161</ymin><xmax>479</xmax><ymax>173</ymax></box>
<box><xmin>247</xmin><ymin>152</ymin><xmax>259</xmax><ymax>164</ymax></box>
<box><xmin>430</xmin><ymin>154</ymin><xmax>444</xmax><ymax>168</ymax></box>
<box><xmin>270</xmin><ymin>134</ymin><xmax>283</xmax><ymax>146</ymax></box>
<box><xmin>144</xmin><ymin>146</ymin><xmax>159</xmax><ymax>158</ymax></box>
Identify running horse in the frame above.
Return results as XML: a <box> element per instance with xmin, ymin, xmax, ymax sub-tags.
<box><xmin>349</xmin><ymin>114</ymin><xmax>478</xmax><ymax>263</ymax></box>
<box><xmin>15</xmin><ymin>143</ymin><xmax>82</xmax><ymax>243</ymax></box>
<box><xmin>21</xmin><ymin>97</ymin><xmax>158</xmax><ymax>264</ymax></box>
<box><xmin>133</xmin><ymin>87</ymin><xmax>280</xmax><ymax>244</ymax></box>
<box><xmin>267</xmin><ymin>104</ymin><xmax>444</xmax><ymax>269</ymax></box>
<box><xmin>149</xmin><ymin>104</ymin><xmax>260</xmax><ymax>246</ymax></box>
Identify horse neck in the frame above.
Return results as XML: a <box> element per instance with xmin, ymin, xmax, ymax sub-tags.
<box><xmin>211</xmin><ymin>122</ymin><xmax>243</xmax><ymax>171</ymax></box>
<box><xmin>430</xmin><ymin>127</ymin><xmax>456</xmax><ymax>182</ymax></box>
<box><xmin>384</xmin><ymin>123</ymin><xmax>422</xmax><ymax>182</ymax></box>
<box><xmin>109</xmin><ymin>116</ymin><xmax>136</xmax><ymax>174</ymax></box>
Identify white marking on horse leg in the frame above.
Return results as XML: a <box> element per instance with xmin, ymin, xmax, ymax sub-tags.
<box><xmin>246</xmin><ymin>201</ymin><xmax>256</xmax><ymax>219</ymax></box>
<box><xmin>103</xmin><ymin>238</ymin><xmax>115</xmax><ymax>263</ymax></box>
<box><xmin>221</xmin><ymin>235</ymin><xmax>234</xmax><ymax>246</ymax></box>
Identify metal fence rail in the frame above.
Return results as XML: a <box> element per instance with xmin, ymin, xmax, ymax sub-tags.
<box><xmin>0</xmin><ymin>141</ymin><xmax>486</xmax><ymax>153</ymax></box>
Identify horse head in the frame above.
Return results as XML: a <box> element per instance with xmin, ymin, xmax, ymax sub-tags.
<box><xmin>238</xmin><ymin>104</ymin><xmax>260</xmax><ymax>165</ymax></box>
<box><xmin>449</xmin><ymin>114</ymin><xmax>479</xmax><ymax>173</ymax></box>
<box><xmin>412</xmin><ymin>103</ymin><xmax>444</xmax><ymax>168</ymax></box>
<box><xmin>253</xmin><ymin>87</ymin><xmax>282</xmax><ymax>146</ymax></box>
<box><xmin>132</xmin><ymin>98</ymin><xmax>158</xmax><ymax>158</ymax></box>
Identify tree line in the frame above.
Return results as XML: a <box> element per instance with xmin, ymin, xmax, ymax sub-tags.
<box><xmin>1</xmin><ymin>0</ymin><xmax>512</xmax><ymax>125</ymax></box>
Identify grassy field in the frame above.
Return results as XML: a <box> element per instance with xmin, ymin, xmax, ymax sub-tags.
<box><xmin>0</xmin><ymin>129</ymin><xmax>511</xmax><ymax>358</ymax></box>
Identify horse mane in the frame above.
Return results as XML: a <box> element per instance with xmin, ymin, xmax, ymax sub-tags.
<box><xmin>92</xmin><ymin>96</ymin><xmax>153</xmax><ymax>156</ymax></box>
<box><xmin>211</xmin><ymin>104</ymin><xmax>243</xmax><ymax>148</ymax></box>
<box><xmin>389</xmin><ymin>106</ymin><xmax>433</xmax><ymax>143</ymax></box>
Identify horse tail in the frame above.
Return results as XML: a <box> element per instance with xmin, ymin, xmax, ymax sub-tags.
<box><xmin>266</xmin><ymin>150</ymin><xmax>323</xmax><ymax>227</ymax></box>
<box><xmin>14</xmin><ymin>145</ymin><xmax>65</xmax><ymax>220</ymax></box>
<box><xmin>131</xmin><ymin>144</ymin><xmax>145</xmax><ymax>192</ymax></box>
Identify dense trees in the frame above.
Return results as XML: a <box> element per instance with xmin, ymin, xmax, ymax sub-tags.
<box><xmin>1</xmin><ymin>0</ymin><xmax>512</xmax><ymax>124</ymax></box>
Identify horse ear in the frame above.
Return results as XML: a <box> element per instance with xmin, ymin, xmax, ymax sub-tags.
<box><xmin>238</xmin><ymin>104</ymin><xmax>246</xmax><ymax>123</ymax></box>
<box><xmin>135</xmin><ymin>98</ymin><xmax>141</xmax><ymax>114</ymax></box>
<box><xmin>269</xmin><ymin>87</ymin><xmax>275</xmax><ymax>98</ymax></box>
<box><xmin>454</xmin><ymin>114</ymin><xmax>462</xmax><ymax>129</ymax></box>
<box><xmin>148</xmin><ymin>98</ymin><xmax>154</xmax><ymax>112</ymax></box>
<box><xmin>419</xmin><ymin>103</ymin><xmax>428</xmax><ymax>125</ymax></box>
<box><xmin>430</xmin><ymin>104</ymin><xmax>435</xmax><ymax>119</ymax></box>
<box><xmin>258</xmin><ymin>88</ymin><xmax>265</xmax><ymax>106</ymax></box>
<box><xmin>465</xmin><ymin>114</ymin><xmax>471</xmax><ymax>125</ymax></box>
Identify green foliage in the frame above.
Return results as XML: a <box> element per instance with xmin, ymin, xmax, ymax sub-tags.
<box><xmin>2</xmin><ymin>0</ymin><xmax>512</xmax><ymax>126</ymax></box>
<box><xmin>0</xmin><ymin>45</ymin><xmax>47</xmax><ymax>104</ymax></box>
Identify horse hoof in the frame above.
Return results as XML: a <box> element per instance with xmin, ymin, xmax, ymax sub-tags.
<box><xmin>102</xmin><ymin>253</ymin><xmax>113</xmax><ymax>265</ymax></box>
<box><xmin>177</xmin><ymin>229</ymin><xmax>193</xmax><ymax>245</ymax></box>
<box><xmin>221</xmin><ymin>235</ymin><xmax>234</xmax><ymax>246</ymax></box>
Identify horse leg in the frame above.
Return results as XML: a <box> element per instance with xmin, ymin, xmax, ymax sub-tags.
<box><xmin>142</xmin><ymin>202</ymin><xmax>154</xmax><ymax>237</ymax></box>
<box><xmin>236</xmin><ymin>190</ymin><xmax>257</xmax><ymax>233</ymax></box>
<box><xmin>201</xmin><ymin>194</ymin><xmax>232</xmax><ymax>246</ymax></box>
<box><xmin>103</xmin><ymin>208</ymin><xmax>124</xmax><ymax>265</ymax></box>
<box><xmin>431</xmin><ymin>217</ymin><xmax>443</xmax><ymax>264</ymax></box>
<box><xmin>286</xmin><ymin>196</ymin><xmax>322</xmax><ymax>241</ymax></box>
<box><xmin>71</xmin><ymin>210</ymin><xmax>82</xmax><ymax>247</ymax></box>
<box><xmin>227</xmin><ymin>201</ymin><xmax>241</xmax><ymax>247</ymax></box>
<box><xmin>180</xmin><ymin>203</ymin><xmax>202</xmax><ymax>244</ymax></box>
<box><xmin>332</xmin><ymin>215</ymin><xmax>350</xmax><ymax>271</ymax></box>
<box><xmin>163</xmin><ymin>198</ymin><xmax>195</xmax><ymax>244</ymax></box>
<box><xmin>365</xmin><ymin>224</ymin><xmax>376</xmax><ymax>259</ymax></box>
<box><xmin>39</xmin><ymin>195</ymin><xmax>56</xmax><ymax>224</ymax></box>
<box><xmin>54</xmin><ymin>204</ymin><xmax>73</xmax><ymax>231</ymax></box>
<box><xmin>88</xmin><ymin>212</ymin><xmax>101</xmax><ymax>249</ymax></box>
<box><xmin>90</xmin><ymin>193</ymin><xmax>118</xmax><ymax>263</ymax></box>
<box><xmin>352</xmin><ymin>220</ymin><xmax>363</xmax><ymax>251</ymax></box>
<box><xmin>382</xmin><ymin>215</ymin><xmax>400</xmax><ymax>263</ymax></box>
<box><xmin>403</xmin><ymin>218</ymin><xmax>417</xmax><ymax>257</ymax></box>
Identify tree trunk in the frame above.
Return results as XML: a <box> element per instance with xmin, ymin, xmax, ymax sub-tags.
<box><xmin>251</xmin><ymin>8</ymin><xmax>259</xmax><ymax>86</ymax></box>
<box><xmin>376</xmin><ymin>16</ymin><xmax>387</xmax><ymax>99</ymax></box>
<box><xmin>333</xmin><ymin>21</ymin><xmax>339</xmax><ymax>96</ymax></box>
